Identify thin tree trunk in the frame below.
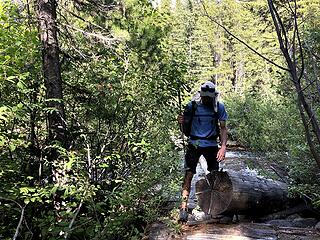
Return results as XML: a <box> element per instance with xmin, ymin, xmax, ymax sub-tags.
<box><xmin>37</xmin><ymin>0</ymin><xmax>67</xmax><ymax>221</ymax></box>
<box><xmin>37</xmin><ymin>0</ymin><xmax>66</xmax><ymax>147</ymax></box>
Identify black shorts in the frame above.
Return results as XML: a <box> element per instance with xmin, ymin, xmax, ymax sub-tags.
<box><xmin>185</xmin><ymin>144</ymin><xmax>219</xmax><ymax>174</ymax></box>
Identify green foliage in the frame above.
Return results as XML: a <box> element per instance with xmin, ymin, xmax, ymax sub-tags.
<box><xmin>1</xmin><ymin>0</ymin><xmax>320</xmax><ymax>239</ymax></box>
<box><xmin>226</xmin><ymin>91</ymin><xmax>304</xmax><ymax>152</ymax></box>
<box><xmin>0</xmin><ymin>0</ymin><xmax>183</xmax><ymax>239</ymax></box>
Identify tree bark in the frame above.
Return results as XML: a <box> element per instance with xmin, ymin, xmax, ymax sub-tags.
<box><xmin>37</xmin><ymin>0</ymin><xmax>67</xmax><ymax>220</ymax></box>
<box><xmin>37</xmin><ymin>0</ymin><xmax>66</xmax><ymax>147</ymax></box>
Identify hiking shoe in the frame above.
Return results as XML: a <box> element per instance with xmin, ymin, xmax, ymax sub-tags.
<box><xmin>179</xmin><ymin>208</ymin><xmax>188</xmax><ymax>222</ymax></box>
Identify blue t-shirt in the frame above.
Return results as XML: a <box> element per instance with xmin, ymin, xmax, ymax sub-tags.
<box><xmin>184</xmin><ymin>101</ymin><xmax>228</xmax><ymax>147</ymax></box>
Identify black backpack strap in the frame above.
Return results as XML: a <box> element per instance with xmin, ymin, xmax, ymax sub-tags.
<box><xmin>215</xmin><ymin>102</ymin><xmax>220</xmax><ymax>139</ymax></box>
<box><xmin>191</xmin><ymin>101</ymin><xmax>197</xmax><ymax>116</ymax></box>
<box><xmin>187</xmin><ymin>101</ymin><xmax>197</xmax><ymax>135</ymax></box>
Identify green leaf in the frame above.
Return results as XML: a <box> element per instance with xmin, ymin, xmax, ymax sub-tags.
<box><xmin>99</xmin><ymin>163</ymin><xmax>109</xmax><ymax>168</ymax></box>
<box><xmin>50</xmin><ymin>185</ymin><xmax>58</xmax><ymax>195</ymax></box>
<box><xmin>9</xmin><ymin>144</ymin><xmax>16</xmax><ymax>152</ymax></box>
<box><xmin>66</xmin><ymin>159</ymin><xmax>74</xmax><ymax>170</ymax></box>
<box><xmin>17</xmin><ymin>80</ymin><xmax>26</xmax><ymax>89</ymax></box>
<box><xmin>6</xmin><ymin>75</ymin><xmax>16</xmax><ymax>82</ymax></box>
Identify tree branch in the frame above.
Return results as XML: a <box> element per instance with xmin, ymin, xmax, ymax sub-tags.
<box><xmin>58</xmin><ymin>4</ymin><xmax>110</xmax><ymax>32</ymax></box>
<box><xmin>271</xmin><ymin>1</ymin><xmax>289</xmax><ymax>49</ymax></box>
<box><xmin>0</xmin><ymin>197</ymin><xmax>25</xmax><ymax>240</ymax></box>
<box><xmin>304</xmin><ymin>43</ymin><xmax>320</xmax><ymax>97</ymax></box>
<box><xmin>268</xmin><ymin>1</ymin><xmax>286</xmax><ymax>53</ymax></box>
<box><xmin>294</xmin><ymin>0</ymin><xmax>305</xmax><ymax>82</ymax></box>
<box><xmin>62</xmin><ymin>23</ymin><xmax>115</xmax><ymax>43</ymax></box>
<box><xmin>64</xmin><ymin>200</ymin><xmax>83</xmax><ymax>239</ymax></box>
<box><xmin>13</xmin><ymin>206</ymin><xmax>25</xmax><ymax>240</ymax></box>
<box><xmin>297</xmin><ymin>101</ymin><xmax>320</xmax><ymax>167</ymax></box>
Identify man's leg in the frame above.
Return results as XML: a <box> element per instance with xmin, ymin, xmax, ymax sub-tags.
<box><xmin>179</xmin><ymin>145</ymin><xmax>198</xmax><ymax>222</ymax></box>
<box><xmin>179</xmin><ymin>170</ymin><xmax>194</xmax><ymax>222</ymax></box>
<box><xmin>203</xmin><ymin>146</ymin><xmax>219</xmax><ymax>186</ymax></box>
<box><xmin>205</xmin><ymin>146</ymin><xmax>219</xmax><ymax>172</ymax></box>
<box><xmin>181</xmin><ymin>170</ymin><xmax>194</xmax><ymax>210</ymax></box>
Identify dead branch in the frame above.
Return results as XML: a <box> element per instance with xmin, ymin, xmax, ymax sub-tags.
<box><xmin>64</xmin><ymin>200</ymin><xmax>83</xmax><ymax>239</ymax></box>
<box><xmin>60</xmin><ymin>22</ymin><xmax>119</xmax><ymax>46</ymax></box>
<box><xmin>293</xmin><ymin>0</ymin><xmax>305</xmax><ymax>82</ymax></box>
<box><xmin>58</xmin><ymin>4</ymin><xmax>110</xmax><ymax>32</ymax></box>
<box><xmin>0</xmin><ymin>197</ymin><xmax>25</xmax><ymax>240</ymax></box>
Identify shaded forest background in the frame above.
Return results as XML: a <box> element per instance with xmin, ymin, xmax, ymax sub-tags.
<box><xmin>0</xmin><ymin>0</ymin><xmax>319</xmax><ymax>239</ymax></box>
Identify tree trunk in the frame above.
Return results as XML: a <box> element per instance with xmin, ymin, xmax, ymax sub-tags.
<box><xmin>196</xmin><ymin>170</ymin><xmax>288</xmax><ymax>216</ymax></box>
<box><xmin>37</xmin><ymin>0</ymin><xmax>66</xmax><ymax>147</ymax></box>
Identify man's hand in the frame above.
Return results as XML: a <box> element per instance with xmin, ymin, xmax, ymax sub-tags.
<box><xmin>216</xmin><ymin>145</ymin><xmax>226</xmax><ymax>162</ymax></box>
<box><xmin>177</xmin><ymin>114</ymin><xmax>184</xmax><ymax>124</ymax></box>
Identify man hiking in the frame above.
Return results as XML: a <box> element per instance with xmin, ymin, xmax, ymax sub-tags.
<box><xmin>177</xmin><ymin>81</ymin><xmax>228</xmax><ymax>222</ymax></box>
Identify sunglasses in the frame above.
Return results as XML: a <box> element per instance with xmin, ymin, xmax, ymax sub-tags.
<box><xmin>201</xmin><ymin>86</ymin><xmax>215</xmax><ymax>93</ymax></box>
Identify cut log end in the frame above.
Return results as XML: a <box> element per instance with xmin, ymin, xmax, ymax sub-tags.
<box><xmin>196</xmin><ymin>171</ymin><xmax>233</xmax><ymax>215</ymax></box>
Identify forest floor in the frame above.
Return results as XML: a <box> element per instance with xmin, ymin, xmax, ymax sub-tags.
<box><xmin>144</xmin><ymin>144</ymin><xmax>320</xmax><ymax>240</ymax></box>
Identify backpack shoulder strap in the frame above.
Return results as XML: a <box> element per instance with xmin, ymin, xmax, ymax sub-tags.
<box><xmin>191</xmin><ymin>101</ymin><xmax>197</xmax><ymax>115</ymax></box>
<box><xmin>189</xmin><ymin>100</ymin><xmax>197</xmax><ymax>126</ymax></box>
<box><xmin>215</xmin><ymin>101</ymin><xmax>220</xmax><ymax>140</ymax></box>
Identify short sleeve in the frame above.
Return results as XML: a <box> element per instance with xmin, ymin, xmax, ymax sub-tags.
<box><xmin>183</xmin><ymin>102</ymin><xmax>193</xmax><ymax>116</ymax></box>
<box><xmin>218</xmin><ymin>102</ymin><xmax>228</xmax><ymax>121</ymax></box>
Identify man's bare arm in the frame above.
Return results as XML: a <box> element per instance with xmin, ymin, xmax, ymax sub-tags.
<box><xmin>217</xmin><ymin>121</ymin><xmax>227</xmax><ymax>161</ymax></box>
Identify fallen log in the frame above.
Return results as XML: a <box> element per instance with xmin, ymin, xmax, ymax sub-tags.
<box><xmin>195</xmin><ymin>170</ymin><xmax>288</xmax><ymax>216</ymax></box>
<box><xmin>259</xmin><ymin>202</ymin><xmax>312</xmax><ymax>221</ymax></box>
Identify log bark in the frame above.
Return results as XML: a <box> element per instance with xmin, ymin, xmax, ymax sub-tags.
<box><xmin>259</xmin><ymin>203</ymin><xmax>312</xmax><ymax>221</ymax></box>
<box><xmin>195</xmin><ymin>170</ymin><xmax>288</xmax><ymax>216</ymax></box>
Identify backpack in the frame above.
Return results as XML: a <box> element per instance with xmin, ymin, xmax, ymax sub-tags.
<box><xmin>182</xmin><ymin>101</ymin><xmax>197</xmax><ymax>137</ymax></box>
<box><xmin>182</xmin><ymin>101</ymin><xmax>220</xmax><ymax>140</ymax></box>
